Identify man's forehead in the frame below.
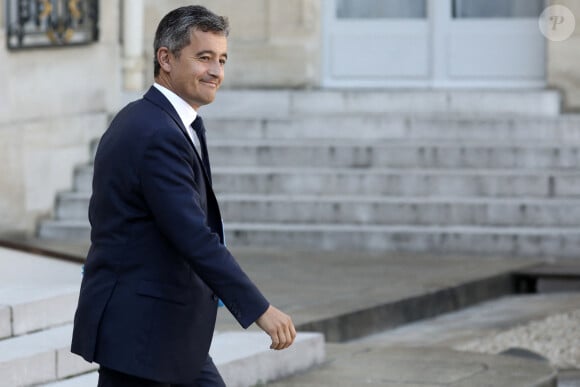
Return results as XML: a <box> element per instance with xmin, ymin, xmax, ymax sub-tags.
<box><xmin>189</xmin><ymin>29</ymin><xmax>228</xmax><ymax>52</ymax></box>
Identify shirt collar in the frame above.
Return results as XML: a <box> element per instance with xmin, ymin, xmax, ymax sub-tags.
<box><xmin>153</xmin><ymin>82</ymin><xmax>197</xmax><ymax>128</ymax></box>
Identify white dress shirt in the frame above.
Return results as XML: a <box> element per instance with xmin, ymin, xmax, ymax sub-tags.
<box><xmin>153</xmin><ymin>83</ymin><xmax>202</xmax><ymax>156</ymax></box>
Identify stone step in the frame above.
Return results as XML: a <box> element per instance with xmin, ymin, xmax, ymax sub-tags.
<box><xmin>72</xmin><ymin>165</ymin><xmax>580</xmax><ymax>197</ymax></box>
<box><xmin>210</xmin><ymin>331</ymin><xmax>324</xmax><ymax>387</ymax></box>
<box><xmin>211</xmin><ymin>142</ymin><xmax>580</xmax><ymax>169</ymax></box>
<box><xmin>37</xmin><ymin>220</ymin><xmax>90</xmax><ymax>241</ymax></box>
<box><xmin>90</xmin><ymin>140</ymin><xmax>580</xmax><ymax>170</ymax></box>
<box><xmin>224</xmin><ymin>223</ymin><xmax>580</xmax><ymax>258</ymax></box>
<box><xmin>211</xmin><ymin>167</ymin><xmax>578</xmax><ymax>198</ymax></box>
<box><xmin>219</xmin><ymin>196</ymin><xmax>580</xmax><ymax>227</ymax></box>
<box><xmin>38</xmin><ymin>220</ymin><xmax>580</xmax><ymax>258</ymax></box>
<box><xmin>200</xmin><ymin>89</ymin><xmax>561</xmax><ymax>118</ymax></box>
<box><xmin>513</xmin><ymin>262</ymin><xmax>580</xmax><ymax>293</ymax></box>
<box><xmin>40</xmin><ymin>372</ymin><xmax>97</xmax><ymax>387</ymax></box>
<box><xmin>54</xmin><ymin>192</ymin><xmax>580</xmax><ymax>228</ymax></box>
<box><xmin>0</xmin><ymin>248</ymin><xmax>81</xmax><ymax>338</ymax></box>
<box><xmin>0</xmin><ymin>324</ymin><xmax>97</xmax><ymax>387</ymax></box>
<box><xmin>0</xmin><ymin>287</ymin><xmax>79</xmax><ymax>339</ymax></box>
<box><xmin>203</xmin><ymin>114</ymin><xmax>580</xmax><ymax>141</ymax></box>
<box><xmin>0</xmin><ymin>246</ymin><xmax>324</xmax><ymax>387</ymax></box>
<box><xmin>21</xmin><ymin>328</ymin><xmax>324</xmax><ymax>387</ymax></box>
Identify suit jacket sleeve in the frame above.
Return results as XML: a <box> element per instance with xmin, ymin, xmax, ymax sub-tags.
<box><xmin>138</xmin><ymin>125</ymin><xmax>269</xmax><ymax>328</ymax></box>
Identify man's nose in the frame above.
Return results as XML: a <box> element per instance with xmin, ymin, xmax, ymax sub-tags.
<box><xmin>208</xmin><ymin>60</ymin><xmax>223</xmax><ymax>78</ymax></box>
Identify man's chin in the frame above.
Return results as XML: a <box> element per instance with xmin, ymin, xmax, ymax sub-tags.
<box><xmin>202</xmin><ymin>93</ymin><xmax>217</xmax><ymax>105</ymax></box>
<box><xmin>192</xmin><ymin>94</ymin><xmax>217</xmax><ymax>108</ymax></box>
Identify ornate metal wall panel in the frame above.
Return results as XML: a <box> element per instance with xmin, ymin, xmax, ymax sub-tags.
<box><xmin>6</xmin><ymin>0</ymin><xmax>99</xmax><ymax>49</ymax></box>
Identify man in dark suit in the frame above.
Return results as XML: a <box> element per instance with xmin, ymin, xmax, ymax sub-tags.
<box><xmin>71</xmin><ymin>5</ymin><xmax>296</xmax><ymax>386</ymax></box>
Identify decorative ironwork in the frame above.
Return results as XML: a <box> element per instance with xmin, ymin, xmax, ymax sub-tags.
<box><xmin>6</xmin><ymin>0</ymin><xmax>99</xmax><ymax>49</ymax></box>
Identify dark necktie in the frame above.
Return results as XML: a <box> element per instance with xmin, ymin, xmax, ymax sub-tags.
<box><xmin>191</xmin><ymin>115</ymin><xmax>212</xmax><ymax>184</ymax></box>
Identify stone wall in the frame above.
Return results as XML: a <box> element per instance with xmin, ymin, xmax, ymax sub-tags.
<box><xmin>0</xmin><ymin>0</ymin><xmax>121</xmax><ymax>233</ymax></box>
<box><xmin>142</xmin><ymin>0</ymin><xmax>322</xmax><ymax>88</ymax></box>
<box><xmin>2</xmin><ymin>1</ymin><xmax>580</xmax><ymax>236</ymax></box>
<box><xmin>547</xmin><ymin>0</ymin><xmax>580</xmax><ymax>112</ymax></box>
<box><xmin>139</xmin><ymin>1</ymin><xmax>580</xmax><ymax>111</ymax></box>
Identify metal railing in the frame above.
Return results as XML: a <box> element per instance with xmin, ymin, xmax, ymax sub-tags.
<box><xmin>6</xmin><ymin>0</ymin><xmax>99</xmax><ymax>49</ymax></box>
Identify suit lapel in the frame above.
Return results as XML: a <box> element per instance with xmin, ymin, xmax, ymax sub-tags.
<box><xmin>143</xmin><ymin>87</ymin><xmax>193</xmax><ymax>147</ymax></box>
<box><xmin>142</xmin><ymin>86</ymin><xmax>224</xmax><ymax>242</ymax></box>
<box><xmin>143</xmin><ymin>87</ymin><xmax>214</xmax><ymax>188</ymax></box>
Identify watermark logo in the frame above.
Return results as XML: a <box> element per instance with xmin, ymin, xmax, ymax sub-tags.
<box><xmin>539</xmin><ymin>5</ymin><xmax>576</xmax><ymax>42</ymax></box>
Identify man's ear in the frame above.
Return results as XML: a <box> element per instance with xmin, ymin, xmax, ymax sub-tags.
<box><xmin>157</xmin><ymin>47</ymin><xmax>172</xmax><ymax>72</ymax></box>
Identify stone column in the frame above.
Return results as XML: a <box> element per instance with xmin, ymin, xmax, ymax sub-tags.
<box><xmin>547</xmin><ymin>0</ymin><xmax>580</xmax><ymax>112</ymax></box>
<box><xmin>122</xmin><ymin>0</ymin><xmax>145</xmax><ymax>91</ymax></box>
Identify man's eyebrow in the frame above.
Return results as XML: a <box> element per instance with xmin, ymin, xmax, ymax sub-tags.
<box><xmin>195</xmin><ymin>50</ymin><xmax>228</xmax><ymax>59</ymax></box>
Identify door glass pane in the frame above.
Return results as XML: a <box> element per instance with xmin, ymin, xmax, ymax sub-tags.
<box><xmin>337</xmin><ymin>0</ymin><xmax>427</xmax><ymax>19</ymax></box>
<box><xmin>453</xmin><ymin>0</ymin><xmax>544</xmax><ymax>18</ymax></box>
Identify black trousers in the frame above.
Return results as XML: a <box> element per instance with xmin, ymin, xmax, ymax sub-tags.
<box><xmin>97</xmin><ymin>356</ymin><xmax>226</xmax><ymax>387</ymax></box>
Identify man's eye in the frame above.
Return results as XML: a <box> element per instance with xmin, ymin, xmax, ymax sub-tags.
<box><xmin>198</xmin><ymin>56</ymin><xmax>210</xmax><ymax>62</ymax></box>
<box><xmin>219</xmin><ymin>59</ymin><xmax>227</xmax><ymax>65</ymax></box>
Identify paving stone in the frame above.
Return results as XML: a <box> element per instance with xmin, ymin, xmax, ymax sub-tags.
<box><xmin>269</xmin><ymin>345</ymin><xmax>557</xmax><ymax>387</ymax></box>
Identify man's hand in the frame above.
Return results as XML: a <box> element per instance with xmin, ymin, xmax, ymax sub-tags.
<box><xmin>255</xmin><ymin>305</ymin><xmax>296</xmax><ymax>350</ymax></box>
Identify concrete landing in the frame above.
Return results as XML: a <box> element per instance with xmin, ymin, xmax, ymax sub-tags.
<box><xmin>0</xmin><ymin>239</ymin><xmax>560</xmax><ymax>387</ymax></box>
<box><xmin>216</xmin><ymin>247</ymin><xmax>536</xmax><ymax>342</ymax></box>
<box><xmin>271</xmin><ymin>293</ymin><xmax>580</xmax><ymax>386</ymax></box>
<box><xmin>268</xmin><ymin>345</ymin><xmax>556</xmax><ymax>387</ymax></box>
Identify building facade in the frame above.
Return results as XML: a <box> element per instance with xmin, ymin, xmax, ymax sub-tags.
<box><xmin>0</xmin><ymin>0</ymin><xmax>579</xmax><ymax>235</ymax></box>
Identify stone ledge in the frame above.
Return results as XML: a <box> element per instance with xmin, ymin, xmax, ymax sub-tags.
<box><xmin>11</xmin><ymin>291</ymin><xmax>78</xmax><ymax>336</ymax></box>
<box><xmin>211</xmin><ymin>331</ymin><xmax>325</xmax><ymax>387</ymax></box>
<box><xmin>0</xmin><ymin>324</ymin><xmax>96</xmax><ymax>386</ymax></box>
<box><xmin>40</xmin><ymin>331</ymin><xmax>325</xmax><ymax>387</ymax></box>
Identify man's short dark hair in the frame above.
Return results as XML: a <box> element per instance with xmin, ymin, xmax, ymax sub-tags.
<box><xmin>153</xmin><ymin>5</ymin><xmax>230</xmax><ymax>76</ymax></box>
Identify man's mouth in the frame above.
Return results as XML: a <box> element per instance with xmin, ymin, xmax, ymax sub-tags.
<box><xmin>200</xmin><ymin>80</ymin><xmax>218</xmax><ymax>88</ymax></box>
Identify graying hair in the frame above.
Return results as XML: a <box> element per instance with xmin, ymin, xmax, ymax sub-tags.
<box><xmin>153</xmin><ymin>5</ymin><xmax>230</xmax><ymax>76</ymax></box>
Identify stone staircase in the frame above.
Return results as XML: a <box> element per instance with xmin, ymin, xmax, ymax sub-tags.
<box><xmin>0</xmin><ymin>247</ymin><xmax>324</xmax><ymax>387</ymax></box>
<box><xmin>38</xmin><ymin>89</ymin><xmax>580</xmax><ymax>257</ymax></box>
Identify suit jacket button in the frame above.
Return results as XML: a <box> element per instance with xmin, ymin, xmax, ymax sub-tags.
<box><xmin>212</xmin><ymin>294</ymin><xmax>218</xmax><ymax>301</ymax></box>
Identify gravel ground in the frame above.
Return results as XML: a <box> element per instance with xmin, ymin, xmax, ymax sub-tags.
<box><xmin>455</xmin><ymin>308</ymin><xmax>580</xmax><ymax>369</ymax></box>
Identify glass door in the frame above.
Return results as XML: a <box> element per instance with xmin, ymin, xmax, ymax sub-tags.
<box><xmin>436</xmin><ymin>0</ymin><xmax>546</xmax><ymax>87</ymax></box>
<box><xmin>323</xmin><ymin>0</ymin><xmax>431</xmax><ymax>87</ymax></box>
<box><xmin>323</xmin><ymin>0</ymin><xmax>546</xmax><ymax>88</ymax></box>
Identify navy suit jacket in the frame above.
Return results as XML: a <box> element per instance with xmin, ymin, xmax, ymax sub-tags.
<box><xmin>71</xmin><ymin>86</ymin><xmax>269</xmax><ymax>383</ymax></box>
